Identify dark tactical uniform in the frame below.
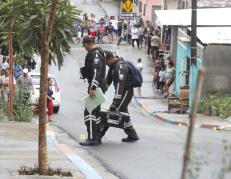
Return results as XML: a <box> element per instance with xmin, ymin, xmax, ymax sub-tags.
<box><xmin>83</xmin><ymin>47</ymin><xmax>106</xmax><ymax>141</ymax></box>
<box><xmin>101</xmin><ymin>58</ymin><xmax>139</xmax><ymax>140</ymax></box>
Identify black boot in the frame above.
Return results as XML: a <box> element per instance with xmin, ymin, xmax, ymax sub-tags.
<box><xmin>122</xmin><ymin>136</ymin><xmax>139</xmax><ymax>142</ymax></box>
<box><xmin>79</xmin><ymin>139</ymin><xmax>101</xmax><ymax>146</ymax></box>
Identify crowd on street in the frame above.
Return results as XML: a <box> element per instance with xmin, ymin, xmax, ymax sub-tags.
<box><xmin>0</xmin><ymin>47</ymin><xmax>54</xmax><ymax>120</ymax></box>
<box><xmin>76</xmin><ymin>13</ymin><xmax>175</xmax><ymax>98</ymax></box>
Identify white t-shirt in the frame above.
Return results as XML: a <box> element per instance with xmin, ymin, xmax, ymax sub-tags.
<box><xmin>1</xmin><ymin>61</ymin><xmax>9</xmax><ymax>70</ymax></box>
<box><xmin>131</xmin><ymin>28</ymin><xmax>139</xmax><ymax>39</ymax></box>
<box><xmin>151</xmin><ymin>35</ymin><xmax>160</xmax><ymax>47</ymax></box>
<box><xmin>0</xmin><ymin>75</ymin><xmax>16</xmax><ymax>93</ymax></box>
<box><xmin>110</xmin><ymin>19</ymin><xmax>118</xmax><ymax>30</ymax></box>
<box><xmin>137</xmin><ymin>62</ymin><xmax>143</xmax><ymax>72</ymax></box>
<box><xmin>159</xmin><ymin>71</ymin><xmax>165</xmax><ymax>82</ymax></box>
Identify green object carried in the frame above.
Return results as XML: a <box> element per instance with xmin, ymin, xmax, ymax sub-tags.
<box><xmin>82</xmin><ymin>88</ymin><xmax>106</xmax><ymax>113</ymax></box>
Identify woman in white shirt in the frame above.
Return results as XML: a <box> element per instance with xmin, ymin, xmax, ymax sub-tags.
<box><xmin>131</xmin><ymin>25</ymin><xmax>139</xmax><ymax>48</ymax></box>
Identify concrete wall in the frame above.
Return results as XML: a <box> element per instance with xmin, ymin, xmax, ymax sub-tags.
<box><xmin>202</xmin><ymin>45</ymin><xmax>231</xmax><ymax>94</ymax></box>
<box><xmin>136</xmin><ymin>0</ymin><xmax>163</xmax><ymax>22</ymax></box>
<box><xmin>165</xmin><ymin>0</ymin><xmax>178</xmax><ymax>9</ymax></box>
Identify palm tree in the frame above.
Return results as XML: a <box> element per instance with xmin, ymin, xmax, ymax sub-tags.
<box><xmin>0</xmin><ymin>0</ymin><xmax>80</xmax><ymax>175</ymax></box>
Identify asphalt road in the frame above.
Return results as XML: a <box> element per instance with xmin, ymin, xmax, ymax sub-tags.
<box><xmin>48</xmin><ymin>1</ymin><xmax>231</xmax><ymax>178</ymax></box>
<box><xmin>49</xmin><ymin>44</ymin><xmax>231</xmax><ymax>179</ymax></box>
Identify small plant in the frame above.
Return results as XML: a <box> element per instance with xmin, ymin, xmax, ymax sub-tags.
<box><xmin>18</xmin><ymin>164</ymin><xmax>73</xmax><ymax>177</ymax></box>
<box><xmin>0</xmin><ymin>111</ymin><xmax>7</xmax><ymax>121</ymax></box>
<box><xmin>13</xmin><ymin>92</ymin><xmax>33</xmax><ymax>122</ymax></box>
<box><xmin>199</xmin><ymin>93</ymin><xmax>231</xmax><ymax>118</ymax></box>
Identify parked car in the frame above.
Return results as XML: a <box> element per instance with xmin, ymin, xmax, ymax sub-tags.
<box><xmin>29</xmin><ymin>72</ymin><xmax>61</xmax><ymax>113</ymax></box>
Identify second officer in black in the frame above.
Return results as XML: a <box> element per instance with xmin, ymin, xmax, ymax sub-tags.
<box><xmin>101</xmin><ymin>51</ymin><xmax>139</xmax><ymax>142</ymax></box>
<box><xmin>80</xmin><ymin>36</ymin><xmax>106</xmax><ymax>146</ymax></box>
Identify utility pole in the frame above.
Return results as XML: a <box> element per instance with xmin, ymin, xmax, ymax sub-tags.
<box><xmin>8</xmin><ymin>20</ymin><xmax>14</xmax><ymax>118</ymax></box>
<box><xmin>180</xmin><ymin>1</ymin><xmax>198</xmax><ymax>179</ymax></box>
<box><xmin>191</xmin><ymin>0</ymin><xmax>197</xmax><ymax>66</ymax></box>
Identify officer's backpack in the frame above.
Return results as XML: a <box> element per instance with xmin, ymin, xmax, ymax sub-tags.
<box><xmin>119</xmin><ymin>58</ymin><xmax>143</xmax><ymax>88</ymax></box>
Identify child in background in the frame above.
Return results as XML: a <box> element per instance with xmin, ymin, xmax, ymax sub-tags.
<box><xmin>137</xmin><ymin>58</ymin><xmax>143</xmax><ymax>73</ymax></box>
<box><xmin>158</xmin><ymin>67</ymin><xmax>165</xmax><ymax>93</ymax></box>
<box><xmin>136</xmin><ymin>58</ymin><xmax>143</xmax><ymax>96</ymax></box>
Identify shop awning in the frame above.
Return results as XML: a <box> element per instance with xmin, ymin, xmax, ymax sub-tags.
<box><xmin>155</xmin><ymin>8</ymin><xmax>231</xmax><ymax>27</ymax></box>
<box><xmin>155</xmin><ymin>8</ymin><xmax>231</xmax><ymax>44</ymax></box>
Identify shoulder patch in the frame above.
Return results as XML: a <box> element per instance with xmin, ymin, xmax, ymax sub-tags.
<box><xmin>94</xmin><ymin>58</ymin><xmax>99</xmax><ymax>64</ymax></box>
<box><xmin>119</xmin><ymin>74</ymin><xmax>124</xmax><ymax>81</ymax></box>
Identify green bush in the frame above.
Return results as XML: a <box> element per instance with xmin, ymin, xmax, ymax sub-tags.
<box><xmin>0</xmin><ymin>111</ymin><xmax>7</xmax><ymax>121</ymax></box>
<box><xmin>199</xmin><ymin>93</ymin><xmax>231</xmax><ymax>119</ymax></box>
<box><xmin>13</xmin><ymin>92</ymin><xmax>33</xmax><ymax>122</ymax></box>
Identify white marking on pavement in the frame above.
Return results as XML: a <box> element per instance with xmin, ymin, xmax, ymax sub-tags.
<box><xmin>66</xmin><ymin>154</ymin><xmax>103</xmax><ymax>179</ymax></box>
<box><xmin>46</xmin><ymin>129</ymin><xmax>103</xmax><ymax>179</ymax></box>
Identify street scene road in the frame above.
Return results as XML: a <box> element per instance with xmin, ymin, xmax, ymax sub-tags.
<box><xmin>1</xmin><ymin>0</ymin><xmax>231</xmax><ymax>179</ymax></box>
<box><xmin>49</xmin><ymin>45</ymin><xmax>231</xmax><ymax>179</ymax></box>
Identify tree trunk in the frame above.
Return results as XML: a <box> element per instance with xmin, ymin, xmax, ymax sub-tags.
<box><xmin>38</xmin><ymin>0</ymin><xmax>58</xmax><ymax>175</ymax></box>
<box><xmin>38</xmin><ymin>40</ymin><xmax>49</xmax><ymax>175</ymax></box>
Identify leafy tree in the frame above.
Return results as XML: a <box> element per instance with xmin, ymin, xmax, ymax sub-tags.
<box><xmin>0</xmin><ymin>0</ymin><xmax>80</xmax><ymax>175</ymax></box>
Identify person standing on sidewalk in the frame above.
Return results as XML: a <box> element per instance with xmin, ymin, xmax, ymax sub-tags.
<box><xmin>47</xmin><ymin>78</ymin><xmax>54</xmax><ymax>122</ymax></box>
<box><xmin>136</xmin><ymin>58</ymin><xmax>143</xmax><ymax>96</ymax></box>
<box><xmin>16</xmin><ymin>68</ymin><xmax>34</xmax><ymax>103</ymax></box>
<box><xmin>100</xmin><ymin>51</ymin><xmax>139</xmax><ymax>143</ymax></box>
<box><xmin>138</xmin><ymin>25</ymin><xmax>144</xmax><ymax>48</ymax></box>
<box><xmin>151</xmin><ymin>31</ymin><xmax>160</xmax><ymax>60</ymax></box>
<box><xmin>0</xmin><ymin>69</ymin><xmax>16</xmax><ymax>113</ymax></box>
<box><xmin>80</xmin><ymin>36</ymin><xmax>107</xmax><ymax>146</ymax></box>
<box><xmin>131</xmin><ymin>25</ymin><xmax>139</xmax><ymax>48</ymax></box>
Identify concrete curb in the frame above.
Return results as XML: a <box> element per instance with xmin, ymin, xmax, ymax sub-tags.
<box><xmin>133</xmin><ymin>96</ymin><xmax>229</xmax><ymax>130</ymax></box>
<box><xmin>46</xmin><ymin>126</ymin><xmax>103</xmax><ymax>179</ymax></box>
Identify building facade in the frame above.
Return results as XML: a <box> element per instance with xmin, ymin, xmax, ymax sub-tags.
<box><xmin>136</xmin><ymin>0</ymin><xmax>163</xmax><ymax>23</ymax></box>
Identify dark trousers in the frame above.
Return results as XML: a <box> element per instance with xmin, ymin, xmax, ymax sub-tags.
<box><xmin>100</xmin><ymin>88</ymin><xmax>138</xmax><ymax>139</ymax></box>
<box><xmin>139</xmin><ymin>35</ymin><xmax>143</xmax><ymax>47</ymax></box>
<box><xmin>147</xmin><ymin>42</ymin><xmax>151</xmax><ymax>55</ymax></box>
<box><xmin>132</xmin><ymin>39</ymin><xmax>139</xmax><ymax>48</ymax></box>
<box><xmin>151</xmin><ymin>46</ymin><xmax>159</xmax><ymax>59</ymax></box>
<box><xmin>84</xmin><ymin>106</ymin><xmax>101</xmax><ymax>141</ymax></box>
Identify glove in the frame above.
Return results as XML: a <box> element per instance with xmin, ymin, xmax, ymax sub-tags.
<box><xmin>80</xmin><ymin>67</ymin><xmax>87</xmax><ymax>79</ymax></box>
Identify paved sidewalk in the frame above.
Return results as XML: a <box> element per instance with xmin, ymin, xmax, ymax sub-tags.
<box><xmin>0</xmin><ymin>121</ymin><xmax>118</xmax><ymax>179</ymax></box>
<box><xmin>133</xmin><ymin>88</ymin><xmax>231</xmax><ymax>130</ymax></box>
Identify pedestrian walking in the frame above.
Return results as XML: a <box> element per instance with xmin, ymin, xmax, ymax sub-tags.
<box><xmin>138</xmin><ymin>26</ymin><xmax>144</xmax><ymax>48</ymax></box>
<box><xmin>97</xmin><ymin>23</ymin><xmax>105</xmax><ymax>44</ymax></box>
<box><xmin>147</xmin><ymin>28</ymin><xmax>152</xmax><ymax>56</ymax></box>
<box><xmin>100</xmin><ymin>51</ymin><xmax>139</xmax><ymax>142</ymax></box>
<box><xmin>106</xmin><ymin>22</ymin><xmax>114</xmax><ymax>43</ymax></box>
<box><xmin>47</xmin><ymin>78</ymin><xmax>54</xmax><ymax>122</ymax></box>
<box><xmin>75</xmin><ymin>23</ymin><xmax>82</xmax><ymax>44</ymax></box>
<box><xmin>136</xmin><ymin>58</ymin><xmax>143</xmax><ymax>96</ymax></box>
<box><xmin>151</xmin><ymin>31</ymin><xmax>160</xmax><ymax>61</ymax></box>
<box><xmin>16</xmin><ymin>67</ymin><xmax>34</xmax><ymax>103</ymax></box>
<box><xmin>80</xmin><ymin>36</ymin><xmax>107</xmax><ymax>146</ymax></box>
<box><xmin>0</xmin><ymin>69</ymin><xmax>16</xmax><ymax>113</ymax></box>
<box><xmin>131</xmin><ymin>25</ymin><xmax>139</xmax><ymax>48</ymax></box>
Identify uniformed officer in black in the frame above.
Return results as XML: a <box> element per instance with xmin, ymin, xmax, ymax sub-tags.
<box><xmin>80</xmin><ymin>36</ymin><xmax>107</xmax><ymax>146</ymax></box>
<box><xmin>101</xmin><ymin>51</ymin><xmax>139</xmax><ymax>142</ymax></box>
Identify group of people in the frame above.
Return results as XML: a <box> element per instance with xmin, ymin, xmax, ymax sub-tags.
<box><xmin>80</xmin><ymin>36</ymin><xmax>140</xmax><ymax>146</ymax></box>
<box><xmin>152</xmin><ymin>56</ymin><xmax>176</xmax><ymax>97</ymax></box>
<box><xmin>76</xmin><ymin>13</ymin><xmax>120</xmax><ymax>44</ymax></box>
<box><xmin>0</xmin><ymin>48</ymin><xmax>54</xmax><ymax>121</ymax></box>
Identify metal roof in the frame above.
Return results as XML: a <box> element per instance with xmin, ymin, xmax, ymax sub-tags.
<box><xmin>155</xmin><ymin>8</ymin><xmax>231</xmax><ymax>27</ymax></box>
<box><xmin>155</xmin><ymin>8</ymin><xmax>231</xmax><ymax>44</ymax></box>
